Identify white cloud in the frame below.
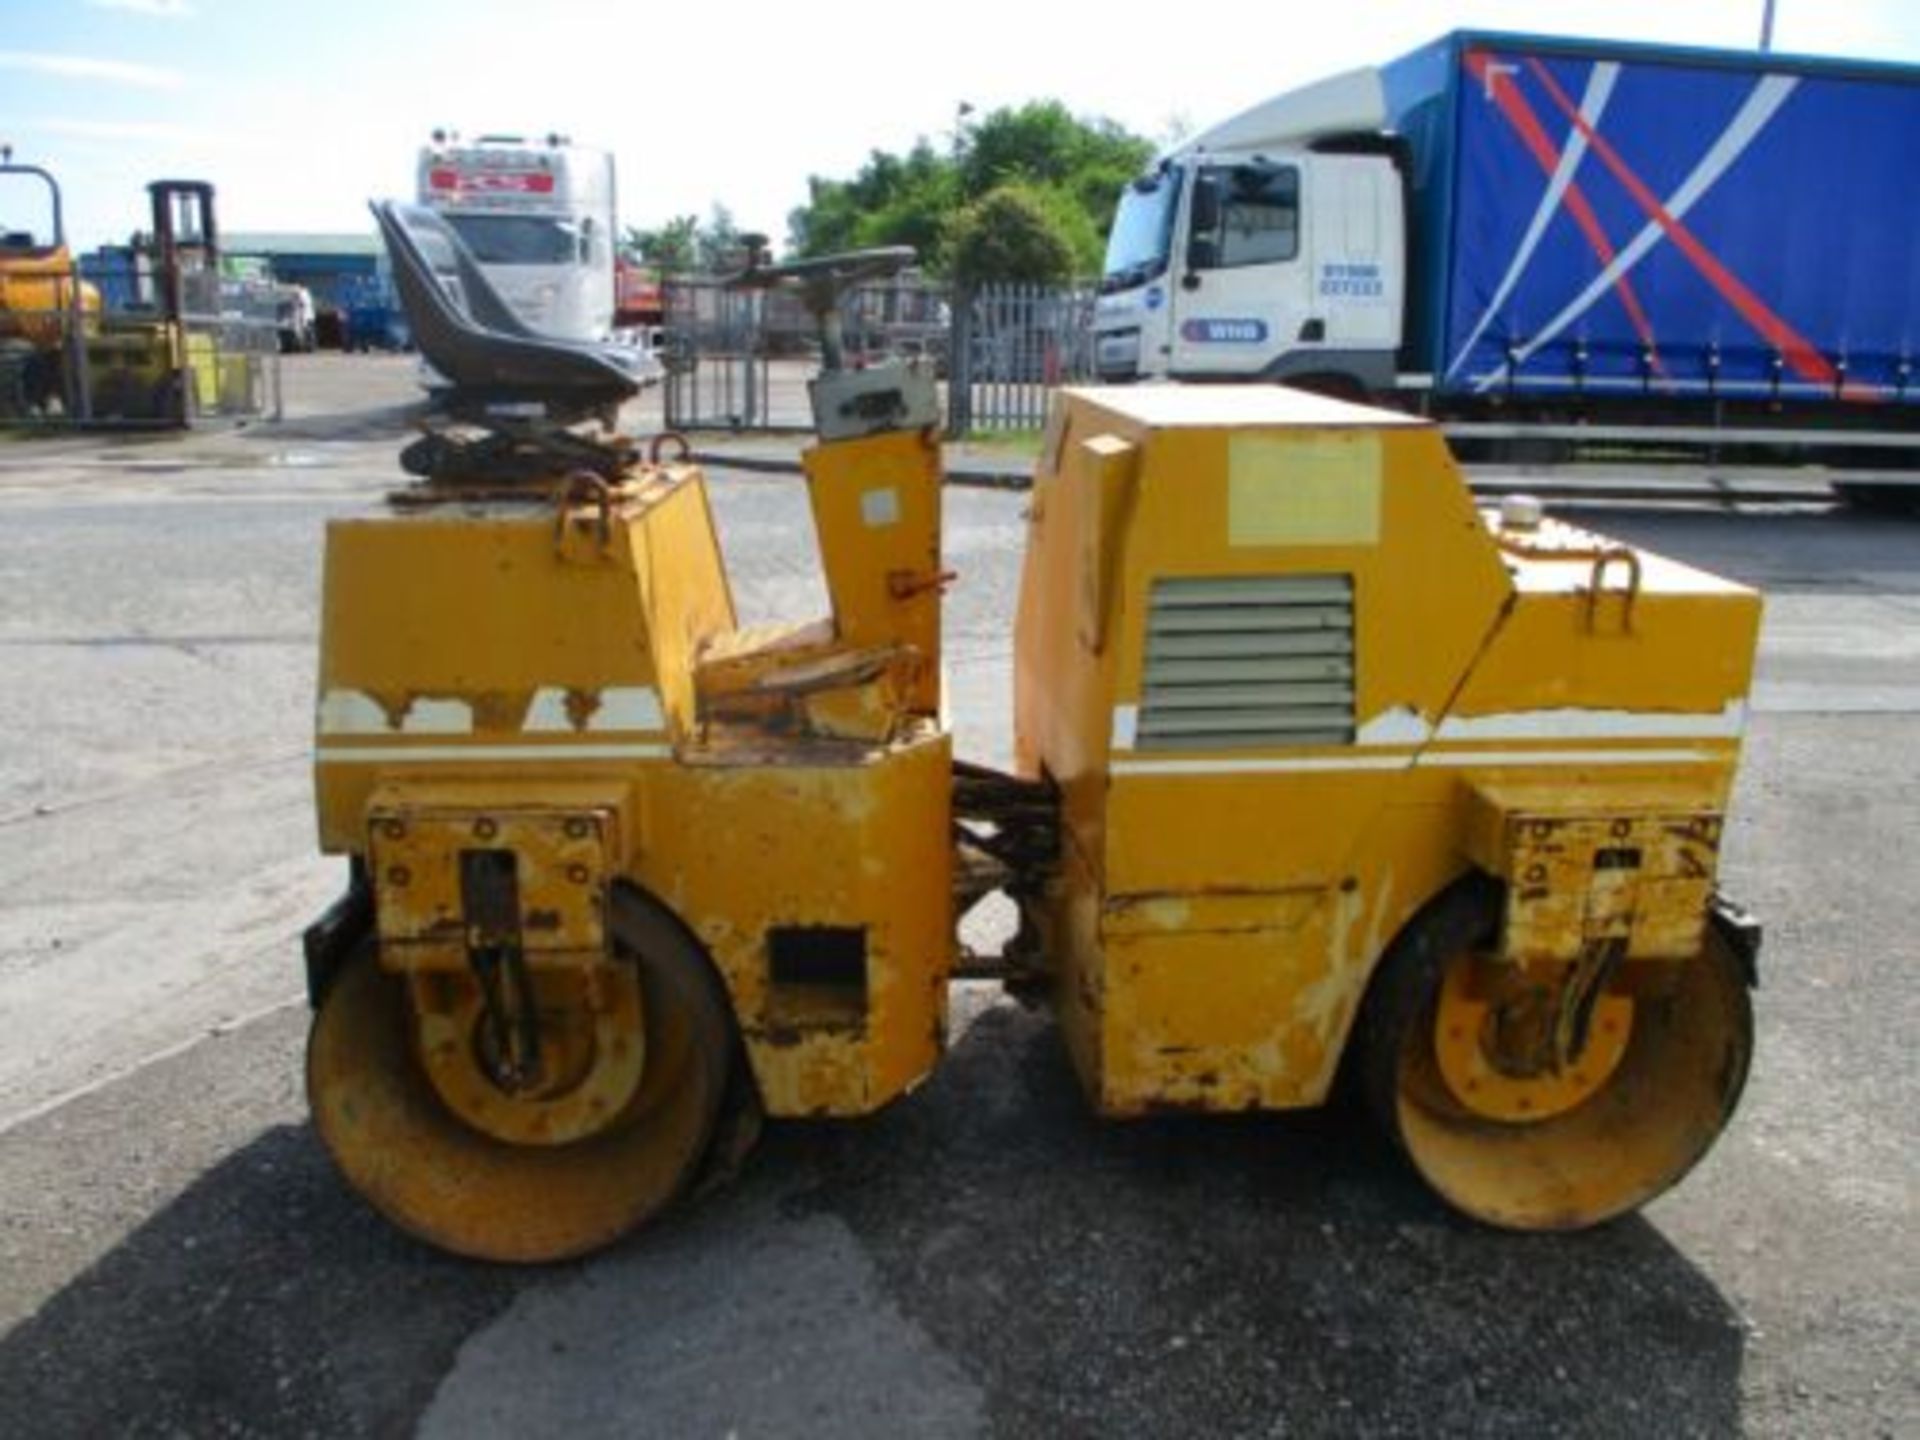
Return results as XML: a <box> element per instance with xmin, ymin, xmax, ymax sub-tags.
<box><xmin>0</xmin><ymin>50</ymin><xmax>183</xmax><ymax>89</ymax></box>
<box><xmin>85</xmin><ymin>0</ymin><xmax>196</xmax><ymax>15</ymax></box>
<box><xmin>28</xmin><ymin>118</ymin><xmax>227</xmax><ymax>145</ymax></box>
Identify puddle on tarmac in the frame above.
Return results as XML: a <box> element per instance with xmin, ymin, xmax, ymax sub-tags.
<box><xmin>109</xmin><ymin>449</ymin><xmax>335</xmax><ymax>472</ymax></box>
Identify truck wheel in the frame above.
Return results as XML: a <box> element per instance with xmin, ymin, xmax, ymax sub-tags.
<box><xmin>306</xmin><ymin>888</ymin><xmax>735</xmax><ymax>1262</ymax></box>
<box><xmin>1355</xmin><ymin>875</ymin><xmax>1752</xmax><ymax>1230</ymax></box>
<box><xmin>1832</xmin><ymin>481</ymin><xmax>1920</xmax><ymax>516</ymax></box>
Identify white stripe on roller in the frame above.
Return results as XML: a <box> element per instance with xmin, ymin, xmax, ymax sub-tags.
<box><xmin>402</xmin><ymin>698</ymin><xmax>473</xmax><ymax>734</ymax></box>
<box><xmin>592</xmin><ymin>686</ymin><xmax>664</xmax><ymax>732</ymax></box>
<box><xmin>1355</xmin><ymin>707</ymin><xmax>1433</xmax><ymax>745</ymax></box>
<box><xmin>316</xmin><ymin>742</ymin><xmax>670</xmax><ymax>764</ymax></box>
<box><xmin>1475</xmin><ymin>74</ymin><xmax>1799</xmax><ymax>393</ymax></box>
<box><xmin>317</xmin><ymin>689</ymin><xmax>390</xmax><ymax>736</ymax></box>
<box><xmin>1435</xmin><ymin>700</ymin><xmax>1746</xmax><ymax>741</ymax></box>
<box><xmin>1415</xmin><ymin>747</ymin><xmax>1720</xmax><ymax>768</ymax></box>
<box><xmin>524</xmin><ymin>685</ymin><xmax>662</xmax><ymax>733</ymax></box>
<box><xmin>317</xmin><ymin>688</ymin><xmax>473</xmax><ymax>735</ymax></box>
<box><xmin>1115</xmin><ymin>701</ymin><xmax>1746</xmax><ymax>750</ymax></box>
<box><xmin>1111</xmin><ymin>754</ymin><xmax>1413</xmax><ymax>776</ymax></box>
<box><xmin>1110</xmin><ymin>745</ymin><xmax>1722</xmax><ymax>776</ymax></box>
<box><xmin>522</xmin><ymin>688</ymin><xmax>574</xmax><ymax>732</ymax></box>
<box><xmin>1446</xmin><ymin>61</ymin><xmax>1618</xmax><ymax>380</ymax></box>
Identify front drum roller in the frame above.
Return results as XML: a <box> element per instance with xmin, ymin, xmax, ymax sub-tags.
<box><xmin>1358</xmin><ymin>877</ymin><xmax>1753</xmax><ymax>1231</ymax></box>
<box><xmin>307</xmin><ymin>889</ymin><xmax>733</xmax><ymax>1263</ymax></box>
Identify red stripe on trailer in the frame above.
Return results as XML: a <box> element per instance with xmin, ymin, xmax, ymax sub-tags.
<box><xmin>1521</xmin><ymin>56</ymin><xmax>1870</xmax><ymax>399</ymax></box>
<box><xmin>1465</xmin><ymin>50</ymin><xmax>1667</xmax><ymax>377</ymax></box>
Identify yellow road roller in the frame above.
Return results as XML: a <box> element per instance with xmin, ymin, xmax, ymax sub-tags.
<box><xmin>302</xmin><ymin>220</ymin><xmax>1761</xmax><ymax>1260</ymax></box>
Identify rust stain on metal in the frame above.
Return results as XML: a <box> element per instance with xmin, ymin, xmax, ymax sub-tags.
<box><xmin>564</xmin><ymin>688</ymin><xmax>602</xmax><ymax>730</ymax></box>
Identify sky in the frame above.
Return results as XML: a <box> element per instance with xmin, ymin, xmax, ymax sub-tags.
<box><xmin>3</xmin><ymin>0</ymin><xmax>1917</xmax><ymax>252</ymax></box>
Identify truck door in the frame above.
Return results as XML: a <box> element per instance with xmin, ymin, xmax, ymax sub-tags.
<box><xmin>1308</xmin><ymin>155</ymin><xmax>1402</xmax><ymax>364</ymax></box>
<box><xmin>1169</xmin><ymin>161</ymin><xmax>1310</xmax><ymax>378</ymax></box>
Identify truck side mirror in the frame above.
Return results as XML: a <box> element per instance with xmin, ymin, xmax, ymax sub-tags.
<box><xmin>1185</xmin><ymin>174</ymin><xmax>1221</xmax><ymax>283</ymax></box>
<box><xmin>1190</xmin><ymin>173</ymin><xmax>1221</xmax><ymax>234</ymax></box>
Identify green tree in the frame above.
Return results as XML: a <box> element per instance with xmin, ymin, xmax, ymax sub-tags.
<box><xmin>946</xmin><ymin>183</ymin><xmax>1079</xmax><ymax>286</ymax></box>
<box><xmin>623</xmin><ymin>215</ymin><xmax>699</xmax><ymax>270</ymax></box>
<box><xmin>621</xmin><ymin>206</ymin><xmax>752</xmax><ymax>274</ymax></box>
<box><xmin>789</xmin><ymin>139</ymin><xmax>958</xmax><ymax>261</ymax></box>
<box><xmin>959</xmin><ymin>102</ymin><xmax>1151</xmax><ymax>241</ymax></box>
<box><xmin>786</xmin><ymin>103</ymin><xmax>1152</xmax><ymax>277</ymax></box>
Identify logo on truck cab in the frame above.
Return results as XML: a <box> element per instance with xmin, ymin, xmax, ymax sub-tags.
<box><xmin>1320</xmin><ymin>262</ymin><xmax>1384</xmax><ymax>297</ymax></box>
<box><xmin>1181</xmin><ymin>318</ymin><xmax>1269</xmax><ymax>344</ymax></box>
<box><xmin>427</xmin><ymin>168</ymin><xmax>556</xmax><ymax>196</ymax></box>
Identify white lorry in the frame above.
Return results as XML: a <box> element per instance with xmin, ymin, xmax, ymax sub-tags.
<box><xmin>416</xmin><ymin>131</ymin><xmax>617</xmax><ymax>343</ymax></box>
<box><xmin>1093</xmin><ymin>31</ymin><xmax>1920</xmax><ymax>489</ymax></box>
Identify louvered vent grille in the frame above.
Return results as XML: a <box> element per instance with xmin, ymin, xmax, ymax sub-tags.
<box><xmin>1138</xmin><ymin>575</ymin><xmax>1356</xmax><ymax>750</ymax></box>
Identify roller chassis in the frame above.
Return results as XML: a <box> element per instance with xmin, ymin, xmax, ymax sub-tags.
<box><xmin>301</xmin><ymin>239</ymin><xmax>1763</xmax><ymax>1260</ymax></box>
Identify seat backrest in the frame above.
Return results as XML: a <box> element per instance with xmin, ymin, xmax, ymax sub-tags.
<box><xmin>370</xmin><ymin>199</ymin><xmax>639</xmax><ymax>404</ymax></box>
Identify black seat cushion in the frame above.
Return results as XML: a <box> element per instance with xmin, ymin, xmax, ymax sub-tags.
<box><xmin>371</xmin><ymin>200</ymin><xmax>641</xmax><ymax>407</ymax></box>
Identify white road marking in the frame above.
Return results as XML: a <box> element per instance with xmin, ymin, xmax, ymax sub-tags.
<box><xmin>0</xmin><ymin>992</ymin><xmax>305</xmax><ymax>1140</ymax></box>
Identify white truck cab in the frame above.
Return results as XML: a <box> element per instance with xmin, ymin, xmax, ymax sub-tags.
<box><xmin>416</xmin><ymin>132</ymin><xmax>616</xmax><ymax>344</ymax></box>
<box><xmin>1094</xmin><ymin>70</ymin><xmax>1405</xmax><ymax>391</ymax></box>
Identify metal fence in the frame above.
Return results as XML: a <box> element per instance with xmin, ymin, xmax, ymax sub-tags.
<box><xmin>661</xmin><ymin>275</ymin><xmax>1093</xmax><ymax>435</ymax></box>
<box><xmin>1</xmin><ymin>264</ymin><xmax>282</xmax><ymax>428</ymax></box>
<box><xmin>948</xmin><ymin>282</ymin><xmax>1096</xmax><ymax>433</ymax></box>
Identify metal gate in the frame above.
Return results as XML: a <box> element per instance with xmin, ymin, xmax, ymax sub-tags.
<box><xmin>661</xmin><ymin>277</ymin><xmax>775</xmax><ymax>430</ymax></box>
<box><xmin>948</xmin><ymin>282</ymin><xmax>1096</xmax><ymax>433</ymax></box>
<box><xmin>662</xmin><ymin>274</ymin><xmax>1092</xmax><ymax>435</ymax></box>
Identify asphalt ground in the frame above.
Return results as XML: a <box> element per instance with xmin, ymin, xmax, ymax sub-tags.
<box><xmin>0</xmin><ymin>354</ymin><xmax>1913</xmax><ymax>1438</ymax></box>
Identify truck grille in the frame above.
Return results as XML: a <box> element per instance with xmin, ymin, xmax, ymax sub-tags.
<box><xmin>1138</xmin><ymin>574</ymin><xmax>1356</xmax><ymax>749</ymax></box>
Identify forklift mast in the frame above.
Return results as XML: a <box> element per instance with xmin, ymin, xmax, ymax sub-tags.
<box><xmin>147</xmin><ymin>180</ymin><xmax>218</xmax><ymax>328</ymax></box>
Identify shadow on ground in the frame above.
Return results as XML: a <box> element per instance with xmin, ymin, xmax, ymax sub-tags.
<box><xmin>772</xmin><ymin>1003</ymin><xmax>1747</xmax><ymax>1437</ymax></box>
<box><xmin>0</xmin><ymin>1002</ymin><xmax>1745</xmax><ymax>1438</ymax></box>
<box><xmin>0</xmin><ymin>1119</ymin><xmax>528</xmax><ymax>1439</ymax></box>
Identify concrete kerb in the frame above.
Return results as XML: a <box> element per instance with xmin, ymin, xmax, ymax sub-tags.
<box><xmin>689</xmin><ymin>440</ymin><xmax>1841</xmax><ymax>505</ymax></box>
<box><xmin>691</xmin><ymin>444</ymin><xmax>1032</xmax><ymax>491</ymax></box>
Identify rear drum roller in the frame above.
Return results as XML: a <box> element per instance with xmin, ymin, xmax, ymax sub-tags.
<box><xmin>307</xmin><ymin>890</ymin><xmax>733</xmax><ymax>1262</ymax></box>
<box><xmin>1358</xmin><ymin>878</ymin><xmax>1753</xmax><ymax>1231</ymax></box>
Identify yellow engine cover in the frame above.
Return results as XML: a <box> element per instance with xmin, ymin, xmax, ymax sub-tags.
<box><xmin>1012</xmin><ymin>386</ymin><xmax>1760</xmax><ymax>1116</ymax></box>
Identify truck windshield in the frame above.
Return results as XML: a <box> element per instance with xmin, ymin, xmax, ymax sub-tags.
<box><xmin>444</xmin><ymin>214</ymin><xmax>585</xmax><ymax>267</ymax></box>
<box><xmin>1100</xmin><ymin>167</ymin><xmax>1182</xmax><ymax>293</ymax></box>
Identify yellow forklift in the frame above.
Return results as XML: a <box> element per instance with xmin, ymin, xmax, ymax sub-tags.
<box><xmin>85</xmin><ymin>180</ymin><xmax>244</xmax><ymax>425</ymax></box>
<box><xmin>302</xmin><ymin>206</ymin><xmax>1761</xmax><ymax>1260</ymax></box>
<box><xmin>0</xmin><ymin>160</ymin><xmax>245</xmax><ymax>426</ymax></box>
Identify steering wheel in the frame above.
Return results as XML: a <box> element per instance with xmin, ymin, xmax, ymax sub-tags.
<box><xmin>724</xmin><ymin>245</ymin><xmax>918</xmax><ymax>373</ymax></box>
<box><xmin>725</xmin><ymin>245</ymin><xmax>916</xmax><ymax>301</ymax></box>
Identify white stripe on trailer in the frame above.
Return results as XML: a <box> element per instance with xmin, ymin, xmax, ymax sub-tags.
<box><xmin>1475</xmin><ymin>74</ymin><xmax>1800</xmax><ymax>393</ymax></box>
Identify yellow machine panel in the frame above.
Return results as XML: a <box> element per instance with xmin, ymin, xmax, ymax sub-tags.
<box><xmin>308</xmin><ymin>429</ymin><xmax>955</xmax><ymax>1256</ymax></box>
<box><xmin>1013</xmin><ymin>388</ymin><xmax>1758</xmax><ymax>1217</ymax></box>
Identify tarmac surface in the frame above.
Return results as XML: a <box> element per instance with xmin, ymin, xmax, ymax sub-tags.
<box><xmin>0</xmin><ymin>355</ymin><xmax>1914</xmax><ymax>1437</ymax></box>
